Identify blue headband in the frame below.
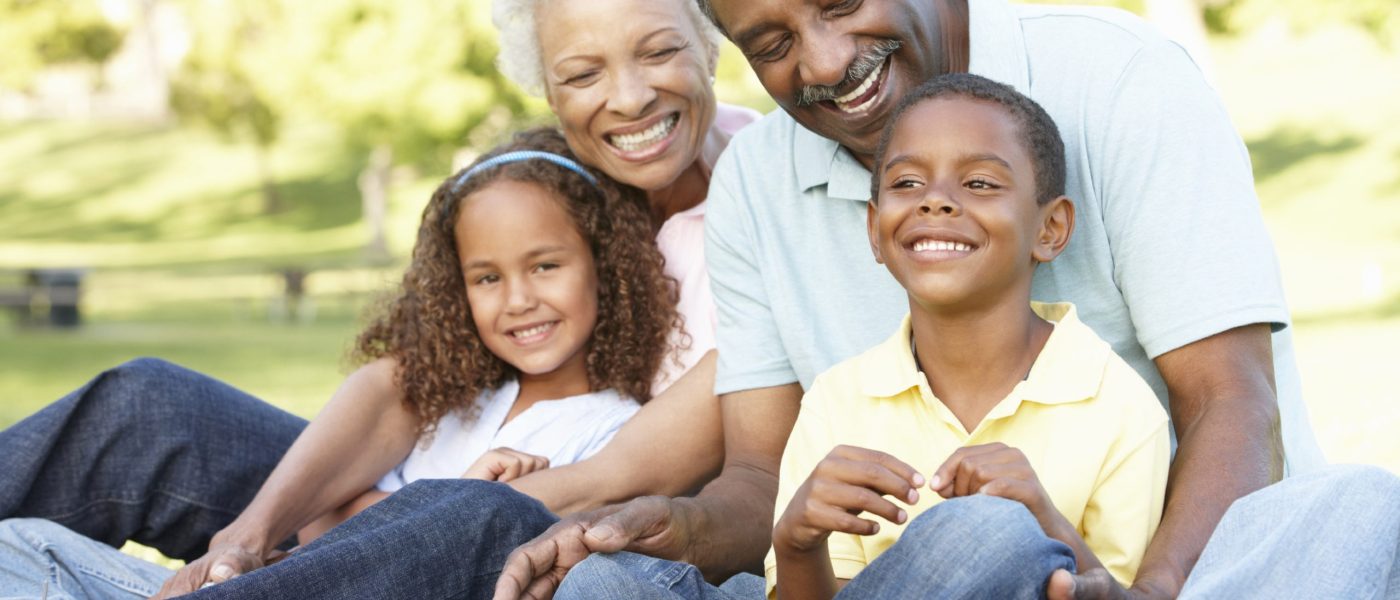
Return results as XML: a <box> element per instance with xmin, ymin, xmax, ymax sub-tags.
<box><xmin>450</xmin><ymin>150</ymin><xmax>599</xmax><ymax>195</ymax></box>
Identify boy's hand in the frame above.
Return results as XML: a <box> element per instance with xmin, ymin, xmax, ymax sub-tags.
<box><xmin>929</xmin><ymin>443</ymin><xmax>1052</xmax><ymax>520</ymax></box>
<box><xmin>774</xmin><ymin>445</ymin><xmax>923</xmax><ymax>555</ymax></box>
<box><xmin>463</xmin><ymin>447</ymin><xmax>550</xmax><ymax>482</ymax></box>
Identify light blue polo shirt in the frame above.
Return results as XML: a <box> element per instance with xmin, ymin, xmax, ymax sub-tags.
<box><xmin>704</xmin><ymin>0</ymin><xmax>1326</xmax><ymax>473</ymax></box>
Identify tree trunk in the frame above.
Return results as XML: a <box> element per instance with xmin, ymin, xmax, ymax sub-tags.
<box><xmin>358</xmin><ymin>144</ymin><xmax>393</xmax><ymax>261</ymax></box>
<box><xmin>256</xmin><ymin>143</ymin><xmax>280</xmax><ymax>214</ymax></box>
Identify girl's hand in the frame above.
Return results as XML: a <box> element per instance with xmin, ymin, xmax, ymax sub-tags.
<box><xmin>773</xmin><ymin>445</ymin><xmax>923</xmax><ymax>555</ymax></box>
<box><xmin>463</xmin><ymin>447</ymin><xmax>550</xmax><ymax>482</ymax></box>
<box><xmin>929</xmin><ymin>443</ymin><xmax>1053</xmax><ymax>523</ymax></box>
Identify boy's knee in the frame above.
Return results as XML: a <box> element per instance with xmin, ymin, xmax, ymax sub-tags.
<box><xmin>906</xmin><ymin>495</ymin><xmax>1037</xmax><ymax>539</ymax></box>
<box><xmin>898</xmin><ymin>496</ymin><xmax>1048</xmax><ymax>561</ymax></box>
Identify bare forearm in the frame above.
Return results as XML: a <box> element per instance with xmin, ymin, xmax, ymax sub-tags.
<box><xmin>775</xmin><ymin>546</ymin><xmax>838</xmax><ymax>600</ymax></box>
<box><xmin>1134</xmin><ymin>324</ymin><xmax>1281</xmax><ymax>596</ymax></box>
<box><xmin>1134</xmin><ymin>397</ymin><xmax>1279</xmax><ymax>594</ymax></box>
<box><xmin>216</xmin><ymin>360</ymin><xmax>418</xmax><ymax>553</ymax></box>
<box><xmin>678</xmin><ymin>383</ymin><xmax>802</xmax><ymax>580</ymax></box>
<box><xmin>512</xmin><ymin>352</ymin><xmax>723</xmax><ymax>515</ymax></box>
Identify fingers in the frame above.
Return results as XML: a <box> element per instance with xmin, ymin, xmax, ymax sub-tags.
<box><xmin>821</xmin><ymin>445</ymin><xmax>924</xmax><ymax>504</ymax></box>
<box><xmin>153</xmin><ymin>561</ymin><xmax>209</xmax><ymax>599</ymax></box>
<box><xmin>493</xmin><ymin>521</ymin><xmax>589</xmax><ymax>600</ymax></box>
<box><xmin>931</xmin><ymin>443</ymin><xmax>1034</xmax><ymax>498</ymax></box>
<box><xmin>809</xmin><ymin>476</ymin><xmax>908</xmax><ymax>526</ymax></box>
<box><xmin>1047</xmin><ymin>569</ymin><xmax>1077</xmax><ymax>600</ymax></box>
<box><xmin>582</xmin><ymin>497</ymin><xmax>672</xmax><ymax>554</ymax></box>
<box><xmin>1050</xmin><ymin>567</ymin><xmax>1126</xmax><ymax>600</ymax></box>
<box><xmin>467</xmin><ymin>448</ymin><xmax>551</xmax><ymax>482</ymax></box>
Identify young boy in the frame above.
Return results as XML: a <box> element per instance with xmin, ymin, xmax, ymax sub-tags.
<box><xmin>765</xmin><ymin>74</ymin><xmax>1170</xmax><ymax>600</ymax></box>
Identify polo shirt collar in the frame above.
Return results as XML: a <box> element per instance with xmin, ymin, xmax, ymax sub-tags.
<box><xmin>857</xmin><ymin>303</ymin><xmax>1110</xmax><ymax>410</ymax></box>
<box><xmin>791</xmin><ymin>0</ymin><xmax>1030</xmax><ymax>201</ymax></box>
<box><xmin>793</xmin><ymin>124</ymin><xmax>872</xmax><ymax>201</ymax></box>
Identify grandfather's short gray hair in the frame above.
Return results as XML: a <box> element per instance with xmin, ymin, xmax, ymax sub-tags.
<box><xmin>493</xmin><ymin>0</ymin><xmax>723</xmax><ymax>97</ymax></box>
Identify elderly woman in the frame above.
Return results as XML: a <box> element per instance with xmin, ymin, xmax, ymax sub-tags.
<box><xmin>0</xmin><ymin>0</ymin><xmax>758</xmax><ymax>597</ymax></box>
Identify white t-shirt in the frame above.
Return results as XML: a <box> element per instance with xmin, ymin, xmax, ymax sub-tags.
<box><xmin>375</xmin><ymin>379</ymin><xmax>639</xmax><ymax>492</ymax></box>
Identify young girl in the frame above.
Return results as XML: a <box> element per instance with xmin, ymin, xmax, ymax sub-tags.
<box><xmin>297</xmin><ymin>126</ymin><xmax>683</xmax><ymax>539</ymax></box>
<box><xmin>0</xmin><ymin>127</ymin><xmax>683</xmax><ymax>597</ymax></box>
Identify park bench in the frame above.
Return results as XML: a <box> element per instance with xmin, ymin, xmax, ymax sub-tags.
<box><xmin>0</xmin><ymin>268</ymin><xmax>86</xmax><ymax>327</ymax></box>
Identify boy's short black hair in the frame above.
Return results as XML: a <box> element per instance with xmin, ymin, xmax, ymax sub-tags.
<box><xmin>871</xmin><ymin>73</ymin><xmax>1066</xmax><ymax>206</ymax></box>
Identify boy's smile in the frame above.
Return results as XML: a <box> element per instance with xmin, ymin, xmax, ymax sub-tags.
<box><xmin>868</xmin><ymin>97</ymin><xmax>1064</xmax><ymax>313</ymax></box>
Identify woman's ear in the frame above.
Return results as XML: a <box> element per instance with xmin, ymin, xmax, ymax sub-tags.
<box><xmin>1031</xmin><ymin>196</ymin><xmax>1075</xmax><ymax>263</ymax></box>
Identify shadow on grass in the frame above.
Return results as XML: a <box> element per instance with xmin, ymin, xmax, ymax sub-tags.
<box><xmin>1248</xmin><ymin>125</ymin><xmax>1363</xmax><ymax>187</ymax></box>
<box><xmin>1</xmin><ymin>147</ymin><xmax>363</xmax><ymax>247</ymax></box>
<box><xmin>1293</xmin><ymin>291</ymin><xmax>1400</xmax><ymax>327</ymax></box>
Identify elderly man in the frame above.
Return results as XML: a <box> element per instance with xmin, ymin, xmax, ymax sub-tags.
<box><xmin>494</xmin><ymin>0</ymin><xmax>1399</xmax><ymax>598</ymax></box>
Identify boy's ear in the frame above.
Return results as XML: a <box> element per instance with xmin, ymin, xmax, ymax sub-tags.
<box><xmin>1032</xmin><ymin>196</ymin><xmax>1075</xmax><ymax>263</ymax></box>
<box><xmin>866</xmin><ymin>199</ymin><xmax>885</xmax><ymax>264</ymax></box>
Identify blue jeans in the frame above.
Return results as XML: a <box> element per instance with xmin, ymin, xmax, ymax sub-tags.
<box><xmin>0</xmin><ymin>357</ymin><xmax>307</xmax><ymax>562</ymax></box>
<box><xmin>183</xmin><ymin>478</ymin><xmax>558</xmax><ymax>600</ymax></box>
<box><xmin>0</xmin><ymin>480</ymin><xmax>558</xmax><ymax>600</ymax></box>
<box><xmin>1180</xmin><ymin>463</ymin><xmax>1400</xmax><ymax>599</ymax></box>
<box><xmin>559</xmin><ymin>466</ymin><xmax>1400</xmax><ymax>599</ymax></box>
<box><xmin>557</xmin><ymin>495</ymin><xmax>1077</xmax><ymax>600</ymax></box>
<box><xmin>0</xmin><ymin>518</ymin><xmax>171</xmax><ymax>599</ymax></box>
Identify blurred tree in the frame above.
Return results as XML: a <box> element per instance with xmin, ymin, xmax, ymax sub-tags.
<box><xmin>172</xmin><ymin>0</ymin><xmax>532</xmax><ymax>256</ymax></box>
<box><xmin>171</xmin><ymin>0</ymin><xmax>284</xmax><ymax>213</ymax></box>
<box><xmin>0</xmin><ymin>0</ymin><xmax>124</xmax><ymax>90</ymax></box>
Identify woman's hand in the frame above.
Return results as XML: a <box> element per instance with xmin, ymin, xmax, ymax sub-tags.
<box><xmin>928</xmin><ymin>442</ymin><xmax>1054</xmax><ymax>524</ymax></box>
<box><xmin>150</xmin><ymin>539</ymin><xmax>283</xmax><ymax>598</ymax></box>
<box><xmin>463</xmin><ymin>447</ymin><xmax>550</xmax><ymax>482</ymax></box>
<box><xmin>773</xmin><ymin>445</ymin><xmax>923</xmax><ymax>555</ymax></box>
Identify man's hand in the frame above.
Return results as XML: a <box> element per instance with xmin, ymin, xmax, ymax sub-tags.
<box><xmin>1047</xmin><ymin>567</ymin><xmax>1176</xmax><ymax>600</ymax></box>
<box><xmin>929</xmin><ymin>443</ymin><xmax>1053</xmax><ymax>522</ymax></box>
<box><xmin>464</xmin><ymin>447</ymin><xmax>550</xmax><ymax>482</ymax></box>
<box><xmin>773</xmin><ymin>445</ymin><xmax>922</xmax><ymax>554</ymax></box>
<box><xmin>492</xmin><ymin>496</ymin><xmax>693</xmax><ymax>600</ymax></box>
<box><xmin>151</xmin><ymin>542</ymin><xmax>283</xmax><ymax>599</ymax></box>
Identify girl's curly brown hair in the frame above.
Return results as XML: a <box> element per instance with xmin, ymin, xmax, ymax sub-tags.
<box><xmin>353</xmin><ymin>127</ymin><xmax>681</xmax><ymax>439</ymax></box>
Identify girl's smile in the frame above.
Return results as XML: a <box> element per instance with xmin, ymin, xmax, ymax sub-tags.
<box><xmin>456</xmin><ymin>179</ymin><xmax>599</xmax><ymax>391</ymax></box>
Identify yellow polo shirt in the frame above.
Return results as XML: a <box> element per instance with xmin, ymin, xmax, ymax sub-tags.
<box><xmin>764</xmin><ymin>303</ymin><xmax>1169</xmax><ymax>596</ymax></box>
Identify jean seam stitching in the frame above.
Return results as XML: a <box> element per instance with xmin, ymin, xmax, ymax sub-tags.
<box><xmin>36</xmin><ymin>489</ymin><xmax>242</xmax><ymax>522</ymax></box>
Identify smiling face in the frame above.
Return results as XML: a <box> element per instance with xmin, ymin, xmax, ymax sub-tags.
<box><xmin>868</xmin><ymin>97</ymin><xmax>1072</xmax><ymax>313</ymax></box>
<box><xmin>708</xmin><ymin>0</ymin><xmax>945</xmax><ymax>163</ymax></box>
<box><xmin>537</xmin><ymin>0</ymin><xmax>718</xmax><ymax>193</ymax></box>
<box><xmin>456</xmin><ymin>179</ymin><xmax>599</xmax><ymax>383</ymax></box>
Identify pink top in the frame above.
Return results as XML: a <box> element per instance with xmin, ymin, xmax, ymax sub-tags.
<box><xmin>652</xmin><ymin>103</ymin><xmax>762</xmax><ymax>394</ymax></box>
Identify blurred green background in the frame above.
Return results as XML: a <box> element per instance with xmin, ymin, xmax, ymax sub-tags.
<box><xmin>2</xmin><ymin>0</ymin><xmax>1398</xmax><ymax>484</ymax></box>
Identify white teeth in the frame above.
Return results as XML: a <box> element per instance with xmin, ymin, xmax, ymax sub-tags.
<box><xmin>609</xmin><ymin>114</ymin><xmax>679</xmax><ymax>152</ymax></box>
<box><xmin>834</xmin><ymin>60</ymin><xmax>884</xmax><ymax>113</ymax></box>
<box><xmin>511</xmin><ymin>323</ymin><xmax>553</xmax><ymax>339</ymax></box>
<box><xmin>912</xmin><ymin>240</ymin><xmax>973</xmax><ymax>253</ymax></box>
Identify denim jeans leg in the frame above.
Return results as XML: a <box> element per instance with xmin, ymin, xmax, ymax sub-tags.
<box><xmin>186</xmin><ymin>479</ymin><xmax>559</xmax><ymax>600</ymax></box>
<box><xmin>834</xmin><ymin>496</ymin><xmax>1076</xmax><ymax>600</ymax></box>
<box><xmin>1181</xmin><ymin>464</ymin><xmax>1400</xmax><ymax>599</ymax></box>
<box><xmin>0</xmin><ymin>358</ymin><xmax>307</xmax><ymax>562</ymax></box>
<box><xmin>556</xmin><ymin>551</ymin><xmax>764</xmax><ymax>600</ymax></box>
<box><xmin>0</xmin><ymin>518</ymin><xmax>173</xmax><ymax>600</ymax></box>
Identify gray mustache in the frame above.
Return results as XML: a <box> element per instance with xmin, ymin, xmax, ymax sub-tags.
<box><xmin>796</xmin><ymin>39</ymin><xmax>902</xmax><ymax>107</ymax></box>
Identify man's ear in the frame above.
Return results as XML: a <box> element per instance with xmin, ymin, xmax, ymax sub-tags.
<box><xmin>1031</xmin><ymin>196</ymin><xmax>1075</xmax><ymax>263</ymax></box>
<box><xmin>867</xmin><ymin>199</ymin><xmax>885</xmax><ymax>264</ymax></box>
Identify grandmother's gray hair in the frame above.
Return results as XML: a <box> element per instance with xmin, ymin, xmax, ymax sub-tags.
<box><xmin>493</xmin><ymin>0</ymin><xmax>724</xmax><ymax>97</ymax></box>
